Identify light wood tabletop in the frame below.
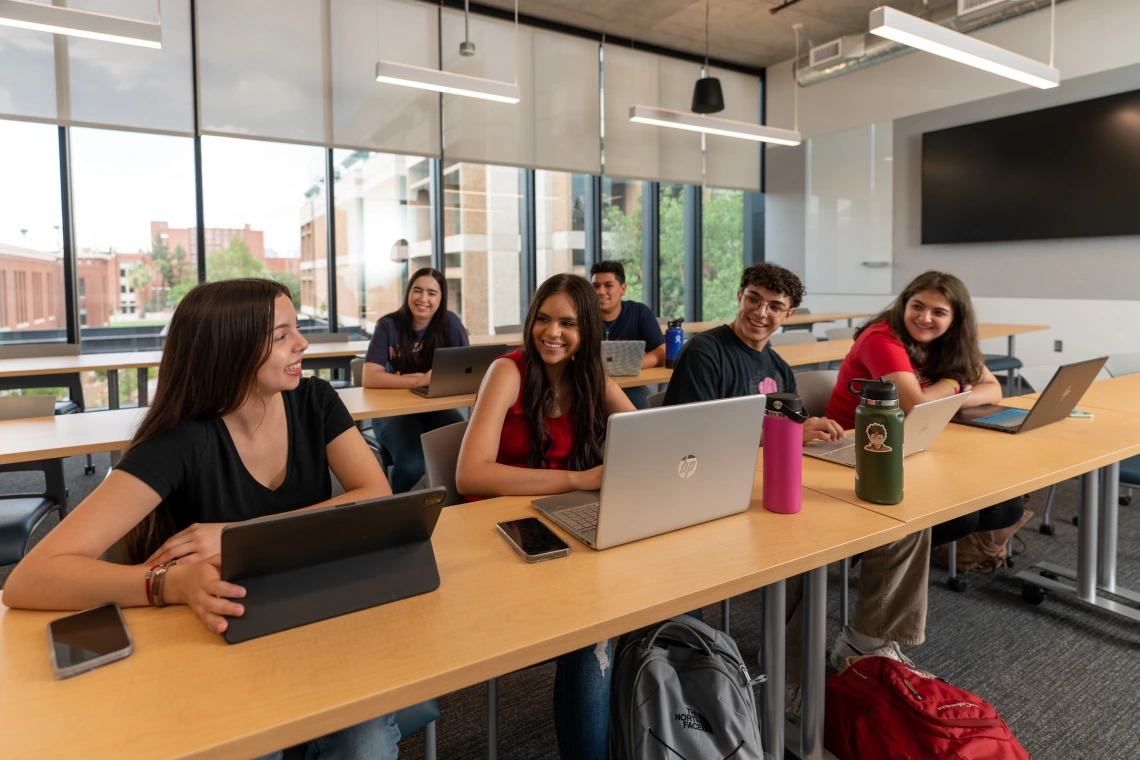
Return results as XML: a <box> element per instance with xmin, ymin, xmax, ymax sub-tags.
<box><xmin>975</xmin><ymin>323</ymin><xmax>1049</xmax><ymax>342</ymax></box>
<box><xmin>0</xmin><ymin>473</ymin><xmax>907</xmax><ymax>760</ymax></box>
<box><xmin>787</xmin><ymin>401</ymin><xmax>1140</xmax><ymax>530</ymax></box>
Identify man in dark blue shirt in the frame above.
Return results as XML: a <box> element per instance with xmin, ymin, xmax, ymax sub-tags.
<box><xmin>591</xmin><ymin>261</ymin><xmax>666</xmax><ymax>408</ymax></box>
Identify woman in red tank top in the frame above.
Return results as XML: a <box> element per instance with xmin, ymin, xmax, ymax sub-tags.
<box><xmin>457</xmin><ymin>274</ymin><xmax>634</xmax><ymax>760</ymax></box>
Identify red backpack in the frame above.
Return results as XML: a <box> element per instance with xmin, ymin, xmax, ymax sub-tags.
<box><xmin>824</xmin><ymin>656</ymin><xmax>1031</xmax><ymax>760</ymax></box>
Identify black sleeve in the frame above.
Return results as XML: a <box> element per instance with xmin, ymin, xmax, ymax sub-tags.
<box><xmin>778</xmin><ymin>354</ymin><xmax>798</xmax><ymax>395</ymax></box>
<box><xmin>663</xmin><ymin>341</ymin><xmax>722</xmax><ymax>405</ymax></box>
<box><xmin>116</xmin><ymin>423</ymin><xmax>208</xmax><ymax>500</ymax></box>
<box><xmin>311</xmin><ymin>377</ymin><xmax>355</xmax><ymax>444</ymax></box>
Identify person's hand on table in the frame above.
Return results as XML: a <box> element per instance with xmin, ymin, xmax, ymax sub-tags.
<box><xmin>571</xmin><ymin>465</ymin><xmax>604</xmax><ymax>492</ymax></box>
<box><xmin>803</xmin><ymin>417</ymin><xmax>845</xmax><ymax>444</ymax></box>
<box><xmin>145</xmin><ymin>522</ymin><xmax>230</xmax><ymax>566</ymax></box>
<box><xmin>165</xmin><ymin>555</ymin><xmax>246</xmax><ymax>636</ymax></box>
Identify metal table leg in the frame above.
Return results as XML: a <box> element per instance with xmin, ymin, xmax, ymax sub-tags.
<box><xmin>800</xmin><ymin>567</ymin><xmax>827</xmax><ymax>760</ymax></box>
<box><xmin>721</xmin><ymin>598</ymin><xmax>731</xmax><ymax>634</ymax></box>
<box><xmin>1014</xmin><ymin>466</ymin><xmax>1140</xmax><ymax>621</ymax></box>
<box><xmin>107</xmin><ymin>369</ymin><xmax>120</xmax><ymax>411</ymax></box>
<box><xmin>137</xmin><ymin>366</ymin><xmax>149</xmax><ymax>407</ymax></box>
<box><xmin>838</xmin><ymin>559</ymin><xmax>849</xmax><ymax>630</ymax></box>
<box><xmin>1007</xmin><ymin>336</ymin><xmax>1019</xmax><ymax>395</ymax></box>
<box><xmin>759</xmin><ymin>581</ymin><xmax>784</xmax><ymax>760</ymax></box>
<box><xmin>487</xmin><ymin>677</ymin><xmax>498</xmax><ymax>760</ymax></box>
<box><xmin>1099</xmin><ymin>463</ymin><xmax>1119</xmax><ymax>594</ymax></box>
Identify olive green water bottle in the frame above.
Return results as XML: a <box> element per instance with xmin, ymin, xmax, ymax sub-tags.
<box><xmin>850</xmin><ymin>378</ymin><xmax>905</xmax><ymax>505</ymax></box>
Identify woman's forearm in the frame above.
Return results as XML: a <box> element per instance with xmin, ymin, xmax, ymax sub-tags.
<box><xmin>3</xmin><ymin>554</ymin><xmax>150</xmax><ymax>611</ymax></box>
<box><xmin>457</xmin><ymin>461</ymin><xmax>578</xmax><ymax>497</ymax></box>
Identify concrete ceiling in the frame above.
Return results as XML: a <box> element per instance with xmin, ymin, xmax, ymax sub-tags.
<box><xmin>477</xmin><ymin>0</ymin><xmax>920</xmax><ymax>70</ymax></box>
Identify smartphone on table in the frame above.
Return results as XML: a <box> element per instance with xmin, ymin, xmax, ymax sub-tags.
<box><xmin>47</xmin><ymin>603</ymin><xmax>134</xmax><ymax>680</ymax></box>
<box><xmin>497</xmin><ymin>517</ymin><xmax>570</xmax><ymax>562</ymax></box>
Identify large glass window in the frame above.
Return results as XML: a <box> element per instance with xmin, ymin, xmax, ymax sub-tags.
<box><xmin>600</xmin><ymin>178</ymin><xmax>642</xmax><ymax>302</ymax></box>
<box><xmin>0</xmin><ymin>120</ymin><xmax>65</xmax><ymax>347</ymax></box>
<box><xmin>702</xmin><ymin>188</ymin><xmax>745</xmax><ymax>321</ymax></box>
<box><xmin>332</xmin><ymin>150</ymin><xmax>433</xmax><ymax>338</ymax></box>
<box><xmin>535</xmin><ymin>170</ymin><xmax>586</xmax><ymax>284</ymax></box>
<box><xmin>201</xmin><ymin>136</ymin><xmax>319</xmax><ymax>329</ymax></box>
<box><xmin>658</xmin><ymin>183</ymin><xmax>685</xmax><ymax>320</ymax></box>
<box><xmin>442</xmin><ymin>161</ymin><xmax>522</xmax><ymax>336</ymax></box>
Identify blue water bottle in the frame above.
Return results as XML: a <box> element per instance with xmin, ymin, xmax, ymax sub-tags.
<box><xmin>665</xmin><ymin>319</ymin><xmax>684</xmax><ymax>369</ymax></box>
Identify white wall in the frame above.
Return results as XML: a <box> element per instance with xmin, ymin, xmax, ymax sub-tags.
<box><xmin>764</xmin><ymin>0</ymin><xmax>1140</xmax><ymax>365</ymax></box>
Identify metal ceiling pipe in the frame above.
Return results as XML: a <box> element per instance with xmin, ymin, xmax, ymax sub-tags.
<box><xmin>796</xmin><ymin>0</ymin><xmax>1073</xmax><ymax>87</ymax></box>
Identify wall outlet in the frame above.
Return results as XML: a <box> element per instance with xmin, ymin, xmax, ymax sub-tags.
<box><xmin>1054</xmin><ymin>340</ymin><xmax>1063</xmax><ymax>352</ymax></box>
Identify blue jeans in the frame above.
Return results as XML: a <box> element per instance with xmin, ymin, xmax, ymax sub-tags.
<box><xmin>553</xmin><ymin>641</ymin><xmax>612</xmax><ymax>760</ymax></box>
<box><xmin>623</xmin><ymin>386</ymin><xmax>651</xmax><ymax>410</ymax></box>
<box><xmin>372</xmin><ymin>409</ymin><xmax>465</xmax><ymax>493</ymax></box>
<box><xmin>255</xmin><ymin>713</ymin><xmax>400</xmax><ymax>760</ymax></box>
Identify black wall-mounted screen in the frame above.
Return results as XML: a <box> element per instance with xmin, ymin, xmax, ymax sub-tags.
<box><xmin>922</xmin><ymin>88</ymin><xmax>1140</xmax><ymax>244</ymax></box>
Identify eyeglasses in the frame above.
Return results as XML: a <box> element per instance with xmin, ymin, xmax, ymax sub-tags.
<box><xmin>741</xmin><ymin>294</ymin><xmax>789</xmax><ymax>316</ymax></box>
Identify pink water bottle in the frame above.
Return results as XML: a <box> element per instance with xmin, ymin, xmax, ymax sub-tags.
<box><xmin>762</xmin><ymin>393</ymin><xmax>807</xmax><ymax>514</ymax></box>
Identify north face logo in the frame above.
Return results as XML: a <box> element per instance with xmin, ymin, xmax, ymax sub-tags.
<box><xmin>673</xmin><ymin>707</ymin><xmax>714</xmax><ymax>735</ymax></box>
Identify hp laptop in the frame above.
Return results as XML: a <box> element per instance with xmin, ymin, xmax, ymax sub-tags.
<box><xmin>411</xmin><ymin>344</ymin><xmax>509</xmax><ymax>398</ymax></box>
<box><xmin>952</xmin><ymin>357</ymin><xmax>1106</xmax><ymax>434</ymax></box>
<box><xmin>804</xmin><ymin>392</ymin><xmax>970</xmax><ymax>467</ymax></box>
<box><xmin>532</xmin><ymin>394</ymin><xmax>766</xmax><ymax>550</ymax></box>
<box><xmin>601</xmin><ymin>340</ymin><xmax>645</xmax><ymax>377</ymax></box>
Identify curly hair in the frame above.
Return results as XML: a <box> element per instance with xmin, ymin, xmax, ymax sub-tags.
<box><xmin>739</xmin><ymin>263</ymin><xmax>805</xmax><ymax>308</ymax></box>
<box><xmin>866</xmin><ymin>423</ymin><xmax>887</xmax><ymax>437</ymax></box>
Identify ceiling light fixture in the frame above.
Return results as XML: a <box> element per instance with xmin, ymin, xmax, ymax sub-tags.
<box><xmin>0</xmin><ymin>0</ymin><xmax>161</xmax><ymax>49</ymax></box>
<box><xmin>375</xmin><ymin>0</ymin><xmax>520</xmax><ymax>103</ymax></box>
<box><xmin>868</xmin><ymin>5</ymin><xmax>1060</xmax><ymax>89</ymax></box>
<box><xmin>690</xmin><ymin>0</ymin><xmax>724</xmax><ymax>114</ymax></box>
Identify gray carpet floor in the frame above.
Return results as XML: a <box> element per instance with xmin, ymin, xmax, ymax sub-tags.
<box><xmin>3</xmin><ymin>457</ymin><xmax>1138</xmax><ymax>760</ymax></box>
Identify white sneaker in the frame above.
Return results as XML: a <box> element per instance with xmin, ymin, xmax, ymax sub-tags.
<box><xmin>785</xmin><ymin>680</ymin><xmax>802</xmax><ymax>724</ymax></box>
<box><xmin>828</xmin><ymin>626</ymin><xmax>915</xmax><ymax>672</ymax></box>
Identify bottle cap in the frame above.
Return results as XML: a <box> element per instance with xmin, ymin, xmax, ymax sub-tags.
<box><xmin>847</xmin><ymin>378</ymin><xmax>898</xmax><ymax>402</ymax></box>
<box><xmin>765</xmin><ymin>392</ymin><xmax>809</xmax><ymax>423</ymax></box>
<box><xmin>668</xmin><ymin>318</ymin><xmax>685</xmax><ymax>329</ymax></box>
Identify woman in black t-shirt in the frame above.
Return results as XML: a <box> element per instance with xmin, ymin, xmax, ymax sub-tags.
<box><xmin>4</xmin><ymin>279</ymin><xmax>403</xmax><ymax>760</ymax></box>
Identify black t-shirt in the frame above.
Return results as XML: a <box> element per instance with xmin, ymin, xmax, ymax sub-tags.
<box><xmin>116</xmin><ymin>377</ymin><xmax>355</xmax><ymax>529</ymax></box>
<box><xmin>602</xmin><ymin>300</ymin><xmax>665</xmax><ymax>351</ymax></box>
<box><xmin>663</xmin><ymin>325</ymin><xmax>798</xmax><ymax>405</ymax></box>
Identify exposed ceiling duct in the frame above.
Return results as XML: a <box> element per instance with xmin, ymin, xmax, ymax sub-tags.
<box><xmin>796</xmin><ymin>0</ymin><xmax>1072</xmax><ymax>87</ymax></box>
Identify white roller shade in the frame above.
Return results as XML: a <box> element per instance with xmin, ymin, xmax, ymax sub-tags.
<box><xmin>441</xmin><ymin>10</ymin><xmax>600</xmax><ymax>174</ymax></box>
<box><xmin>0</xmin><ymin>0</ymin><xmax>193</xmax><ymax>134</ymax></box>
<box><xmin>704</xmin><ymin>67</ymin><xmax>761</xmax><ymax>192</ymax></box>
<box><xmin>333</xmin><ymin>0</ymin><xmax>440</xmax><ymax>157</ymax></box>
<box><xmin>198</xmin><ymin>0</ymin><xmax>326</xmax><ymax>144</ymax></box>
<box><xmin>603</xmin><ymin>45</ymin><xmax>702</xmax><ymax>185</ymax></box>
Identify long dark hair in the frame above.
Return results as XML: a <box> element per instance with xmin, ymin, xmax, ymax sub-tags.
<box><xmin>122</xmin><ymin>278</ymin><xmax>292</xmax><ymax>564</ymax></box>
<box><xmin>856</xmin><ymin>271</ymin><xmax>983</xmax><ymax>384</ymax></box>
<box><xmin>385</xmin><ymin>267</ymin><xmax>452</xmax><ymax>374</ymax></box>
<box><xmin>521</xmin><ymin>274</ymin><xmax>609</xmax><ymax>472</ymax></box>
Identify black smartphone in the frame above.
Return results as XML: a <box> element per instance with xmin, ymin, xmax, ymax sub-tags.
<box><xmin>496</xmin><ymin>517</ymin><xmax>570</xmax><ymax>562</ymax></box>
<box><xmin>47</xmin><ymin>603</ymin><xmax>134</xmax><ymax>680</ymax></box>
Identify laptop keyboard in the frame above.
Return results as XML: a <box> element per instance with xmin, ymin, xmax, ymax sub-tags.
<box><xmin>559</xmin><ymin>503</ymin><xmax>600</xmax><ymax>532</ymax></box>
<box><xmin>974</xmin><ymin>408</ymin><xmax>1029</xmax><ymax>428</ymax></box>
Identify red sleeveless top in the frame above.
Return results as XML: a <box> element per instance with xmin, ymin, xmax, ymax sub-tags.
<box><xmin>494</xmin><ymin>349</ymin><xmax>575</xmax><ymax>469</ymax></box>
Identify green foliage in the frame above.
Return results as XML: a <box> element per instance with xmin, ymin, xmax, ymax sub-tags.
<box><xmin>150</xmin><ymin>234</ymin><xmax>190</xmax><ymax>293</ymax></box>
<box><xmin>207</xmin><ymin>238</ymin><xmax>266</xmax><ymax>280</ymax></box>
<box><xmin>658</xmin><ymin>187</ymin><xmax>686</xmax><ymax>320</ymax></box>
<box><xmin>701</xmin><ymin>189</ymin><xmax>745</xmax><ymax>321</ymax></box>
<box><xmin>601</xmin><ymin>193</ymin><xmax>643</xmax><ymax>303</ymax></box>
<box><xmin>271</xmin><ymin>270</ymin><xmax>302</xmax><ymax>310</ymax></box>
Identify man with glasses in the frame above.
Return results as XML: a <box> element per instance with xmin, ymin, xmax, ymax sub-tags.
<box><xmin>663</xmin><ymin>263</ymin><xmax>843</xmax><ymax>443</ymax></box>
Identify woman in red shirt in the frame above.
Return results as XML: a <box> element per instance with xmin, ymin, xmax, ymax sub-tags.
<box><xmin>820</xmin><ymin>271</ymin><xmax>1024</xmax><ymax>675</ymax></box>
<box><xmin>457</xmin><ymin>273</ymin><xmax>634</xmax><ymax>760</ymax></box>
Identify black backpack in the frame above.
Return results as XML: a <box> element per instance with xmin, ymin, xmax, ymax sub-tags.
<box><xmin>608</xmin><ymin>614</ymin><xmax>766</xmax><ymax>760</ymax></box>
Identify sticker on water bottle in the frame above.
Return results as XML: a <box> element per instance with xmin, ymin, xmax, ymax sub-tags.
<box><xmin>864</xmin><ymin>423</ymin><xmax>893</xmax><ymax>452</ymax></box>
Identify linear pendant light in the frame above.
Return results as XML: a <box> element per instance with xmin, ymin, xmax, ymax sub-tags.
<box><xmin>868</xmin><ymin>6</ymin><xmax>1059</xmax><ymax>89</ymax></box>
<box><xmin>0</xmin><ymin>0</ymin><xmax>161</xmax><ymax>49</ymax></box>
<box><xmin>629</xmin><ymin>106</ymin><xmax>801</xmax><ymax>146</ymax></box>
<box><xmin>375</xmin><ymin>0</ymin><xmax>520</xmax><ymax>104</ymax></box>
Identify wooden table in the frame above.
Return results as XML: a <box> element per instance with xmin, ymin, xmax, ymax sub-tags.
<box><xmin>0</xmin><ymin>472</ymin><xmax>908</xmax><ymax>760</ymax></box>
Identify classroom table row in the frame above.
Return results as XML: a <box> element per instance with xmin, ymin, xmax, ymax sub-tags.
<box><xmin>3</xmin><ymin>381</ymin><xmax>1137</xmax><ymax>759</ymax></box>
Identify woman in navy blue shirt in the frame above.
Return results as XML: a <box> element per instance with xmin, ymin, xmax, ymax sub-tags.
<box><xmin>363</xmin><ymin>267</ymin><xmax>470</xmax><ymax>491</ymax></box>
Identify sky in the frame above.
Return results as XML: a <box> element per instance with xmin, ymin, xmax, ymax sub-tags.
<box><xmin>0</xmin><ymin>120</ymin><xmax>323</xmax><ymax>258</ymax></box>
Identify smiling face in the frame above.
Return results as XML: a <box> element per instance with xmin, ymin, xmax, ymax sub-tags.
<box><xmin>592</xmin><ymin>272</ymin><xmax>626</xmax><ymax>319</ymax></box>
<box><xmin>407</xmin><ymin>274</ymin><xmax>442</xmax><ymax>326</ymax></box>
<box><xmin>868</xmin><ymin>431</ymin><xmax>887</xmax><ymax>449</ymax></box>
<box><xmin>903</xmin><ymin>289</ymin><xmax>954</xmax><ymax>345</ymax></box>
<box><xmin>734</xmin><ymin>285</ymin><xmax>796</xmax><ymax>348</ymax></box>
<box><xmin>254</xmin><ymin>294</ymin><xmax>309</xmax><ymax>394</ymax></box>
<box><xmin>531</xmin><ymin>292</ymin><xmax>581</xmax><ymax>366</ymax></box>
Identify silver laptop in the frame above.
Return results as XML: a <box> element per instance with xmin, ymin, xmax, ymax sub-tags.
<box><xmin>952</xmin><ymin>357</ymin><xmax>1106</xmax><ymax>434</ymax></box>
<box><xmin>531</xmin><ymin>394</ymin><xmax>766</xmax><ymax>550</ymax></box>
<box><xmin>600</xmin><ymin>340</ymin><xmax>645</xmax><ymax>377</ymax></box>
<box><xmin>0</xmin><ymin>395</ymin><xmax>57</xmax><ymax>421</ymax></box>
<box><xmin>410</xmin><ymin>344</ymin><xmax>509</xmax><ymax>398</ymax></box>
<box><xmin>804</xmin><ymin>391</ymin><xmax>970</xmax><ymax>467</ymax></box>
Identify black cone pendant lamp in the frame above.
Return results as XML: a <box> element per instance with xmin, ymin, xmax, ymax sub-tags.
<box><xmin>691</xmin><ymin>0</ymin><xmax>724</xmax><ymax>113</ymax></box>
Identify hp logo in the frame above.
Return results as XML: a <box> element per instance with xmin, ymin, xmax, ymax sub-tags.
<box><xmin>677</xmin><ymin>455</ymin><xmax>698</xmax><ymax>479</ymax></box>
